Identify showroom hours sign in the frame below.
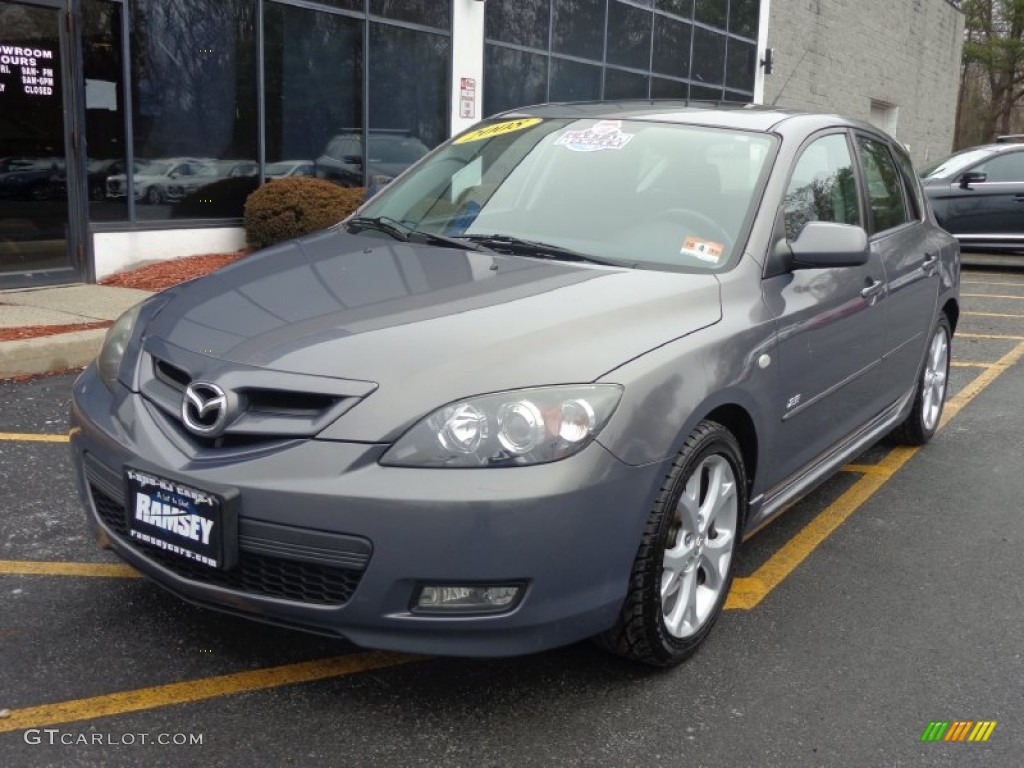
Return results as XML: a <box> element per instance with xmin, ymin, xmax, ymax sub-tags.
<box><xmin>0</xmin><ymin>44</ymin><xmax>56</xmax><ymax>96</ymax></box>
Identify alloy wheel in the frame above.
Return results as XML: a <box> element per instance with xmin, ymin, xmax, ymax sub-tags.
<box><xmin>921</xmin><ymin>326</ymin><xmax>949</xmax><ymax>432</ymax></box>
<box><xmin>660</xmin><ymin>454</ymin><xmax>738</xmax><ymax>638</ymax></box>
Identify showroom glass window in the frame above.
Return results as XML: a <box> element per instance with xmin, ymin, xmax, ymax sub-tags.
<box><xmin>82</xmin><ymin>0</ymin><xmax>128</xmax><ymax>222</ymax></box>
<box><xmin>265</xmin><ymin>1</ymin><xmax>450</xmax><ymax>190</ymax></box>
<box><xmin>263</xmin><ymin>3</ymin><xmax>363</xmax><ymax>184</ymax></box>
<box><xmin>484</xmin><ymin>0</ymin><xmax>759</xmax><ymax>117</ymax></box>
<box><xmin>128</xmin><ymin>0</ymin><xmax>258</xmax><ymax>221</ymax></box>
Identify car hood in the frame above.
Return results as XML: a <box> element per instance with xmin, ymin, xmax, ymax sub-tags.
<box><xmin>144</xmin><ymin>228</ymin><xmax>722</xmax><ymax>441</ymax></box>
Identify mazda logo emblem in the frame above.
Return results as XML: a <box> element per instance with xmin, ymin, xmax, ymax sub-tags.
<box><xmin>182</xmin><ymin>381</ymin><xmax>229</xmax><ymax>436</ymax></box>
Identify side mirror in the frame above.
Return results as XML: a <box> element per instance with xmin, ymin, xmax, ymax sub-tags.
<box><xmin>959</xmin><ymin>171</ymin><xmax>987</xmax><ymax>188</ymax></box>
<box><xmin>789</xmin><ymin>221</ymin><xmax>869</xmax><ymax>269</ymax></box>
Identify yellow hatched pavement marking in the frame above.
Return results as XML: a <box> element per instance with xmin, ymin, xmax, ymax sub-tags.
<box><xmin>0</xmin><ymin>432</ymin><xmax>69</xmax><ymax>443</ymax></box>
<box><xmin>0</xmin><ymin>652</ymin><xmax>420</xmax><ymax>734</ymax></box>
<box><xmin>727</xmin><ymin>339</ymin><xmax>1024</xmax><ymax>610</ymax></box>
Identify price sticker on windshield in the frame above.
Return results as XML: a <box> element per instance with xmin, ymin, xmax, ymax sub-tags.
<box><xmin>681</xmin><ymin>236</ymin><xmax>724</xmax><ymax>264</ymax></box>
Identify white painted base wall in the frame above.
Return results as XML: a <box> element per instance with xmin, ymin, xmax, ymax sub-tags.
<box><xmin>92</xmin><ymin>227</ymin><xmax>247</xmax><ymax>280</ymax></box>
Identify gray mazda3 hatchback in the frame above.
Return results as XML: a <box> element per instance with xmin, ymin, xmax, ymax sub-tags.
<box><xmin>70</xmin><ymin>103</ymin><xmax>959</xmax><ymax>666</ymax></box>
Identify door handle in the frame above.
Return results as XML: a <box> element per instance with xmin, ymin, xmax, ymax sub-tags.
<box><xmin>922</xmin><ymin>252</ymin><xmax>939</xmax><ymax>274</ymax></box>
<box><xmin>861</xmin><ymin>278</ymin><xmax>884</xmax><ymax>299</ymax></box>
<box><xmin>1014</xmin><ymin>194</ymin><xmax>1024</xmax><ymax>202</ymax></box>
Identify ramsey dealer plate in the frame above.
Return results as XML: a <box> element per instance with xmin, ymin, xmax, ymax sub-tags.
<box><xmin>124</xmin><ymin>467</ymin><xmax>238</xmax><ymax>569</ymax></box>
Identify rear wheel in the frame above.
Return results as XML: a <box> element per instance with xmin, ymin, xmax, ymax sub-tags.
<box><xmin>596</xmin><ymin>420</ymin><xmax>746</xmax><ymax>666</ymax></box>
<box><xmin>891</xmin><ymin>315</ymin><xmax>951</xmax><ymax>445</ymax></box>
<box><xmin>145</xmin><ymin>185</ymin><xmax>163</xmax><ymax>205</ymax></box>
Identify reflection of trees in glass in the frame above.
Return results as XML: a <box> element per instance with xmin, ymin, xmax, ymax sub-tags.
<box><xmin>551</xmin><ymin>0</ymin><xmax>605</xmax><ymax>60</ymax></box>
<box><xmin>129</xmin><ymin>0</ymin><xmax>256</xmax><ymax>160</ymax></box>
<box><xmin>369</xmin><ymin>24</ymin><xmax>449</xmax><ymax>149</ymax></box>
<box><xmin>263</xmin><ymin>4</ymin><xmax>362</xmax><ymax>163</ymax></box>
<box><xmin>485</xmin><ymin>47</ymin><xmax>548</xmax><ymax>116</ymax></box>
<box><xmin>783</xmin><ymin>167</ymin><xmax>857</xmax><ymax>240</ymax></box>
<box><xmin>857</xmin><ymin>138</ymin><xmax>908</xmax><ymax>231</ymax></box>
<box><xmin>485</xmin><ymin>0</ymin><xmax>550</xmax><ymax>49</ymax></box>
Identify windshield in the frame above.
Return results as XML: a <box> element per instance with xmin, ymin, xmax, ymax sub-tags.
<box><xmin>920</xmin><ymin>148</ymin><xmax>994</xmax><ymax>179</ymax></box>
<box><xmin>357</xmin><ymin>118</ymin><xmax>776</xmax><ymax>271</ymax></box>
<box><xmin>368</xmin><ymin>137</ymin><xmax>429</xmax><ymax>165</ymax></box>
<box><xmin>137</xmin><ymin>161</ymin><xmax>172</xmax><ymax>176</ymax></box>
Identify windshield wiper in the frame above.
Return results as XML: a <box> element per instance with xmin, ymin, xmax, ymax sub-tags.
<box><xmin>460</xmin><ymin>234</ymin><xmax>625</xmax><ymax>267</ymax></box>
<box><xmin>347</xmin><ymin>216</ymin><xmax>490</xmax><ymax>252</ymax></box>
<box><xmin>347</xmin><ymin>215</ymin><xmax>411</xmax><ymax>242</ymax></box>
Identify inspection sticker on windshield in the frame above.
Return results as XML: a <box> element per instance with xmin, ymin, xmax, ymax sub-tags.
<box><xmin>453</xmin><ymin>118</ymin><xmax>543</xmax><ymax>145</ymax></box>
<box><xmin>556</xmin><ymin>120</ymin><xmax>635</xmax><ymax>152</ymax></box>
<box><xmin>681</xmin><ymin>236</ymin><xmax>724</xmax><ymax>264</ymax></box>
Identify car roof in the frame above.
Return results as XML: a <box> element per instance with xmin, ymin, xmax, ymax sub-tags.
<box><xmin>492</xmin><ymin>100</ymin><xmax>888</xmax><ymax>137</ymax></box>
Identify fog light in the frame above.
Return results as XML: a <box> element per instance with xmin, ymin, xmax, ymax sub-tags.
<box><xmin>415</xmin><ymin>584</ymin><xmax>522</xmax><ymax>613</ymax></box>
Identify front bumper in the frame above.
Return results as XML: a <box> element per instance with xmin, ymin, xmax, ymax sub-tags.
<box><xmin>69</xmin><ymin>365</ymin><xmax>663</xmax><ymax>657</ymax></box>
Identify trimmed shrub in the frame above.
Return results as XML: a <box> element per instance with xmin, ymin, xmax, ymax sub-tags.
<box><xmin>244</xmin><ymin>178</ymin><xmax>365</xmax><ymax>249</ymax></box>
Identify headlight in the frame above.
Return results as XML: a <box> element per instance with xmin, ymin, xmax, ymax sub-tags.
<box><xmin>97</xmin><ymin>302</ymin><xmax>144</xmax><ymax>391</ymax></box>
<box><xmin>381</xmin><ymin>385</ymin><xmax>622</xmax><ymax>468</ymax></box>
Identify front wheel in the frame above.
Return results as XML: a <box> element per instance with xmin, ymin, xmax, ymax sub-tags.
<box><xmin>891</xmin><ymin>315</ymin><xmax>951</xmax><ymax>445</ymax></box>
<box><xmin>596</xmin><ymin>420</ymin><xmax>747</xmax><ymax>666</ymax></box>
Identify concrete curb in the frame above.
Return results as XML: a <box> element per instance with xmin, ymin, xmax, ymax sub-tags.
<box><xmin>0</xmin><ymin>328</ymin><xmax>107</xmax><ymax>380</ymax></box>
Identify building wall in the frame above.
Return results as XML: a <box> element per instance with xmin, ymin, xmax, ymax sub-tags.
<box><xmin>764</xmin><ymin>0</ymin><xmax>964</xmax><ymax>167</ymax></box>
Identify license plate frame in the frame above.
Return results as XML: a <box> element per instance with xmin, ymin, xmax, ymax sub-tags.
<box><xmin>123</xmin><ymin>466</ymin><xmax>239</xmax><ymax>570</ymax></box>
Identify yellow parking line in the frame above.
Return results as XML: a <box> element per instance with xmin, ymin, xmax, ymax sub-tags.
<box><xmin>962</xmin><ymin>280</ymin><xmax>1024</xmax><ymax>287</ymax></box>
<box><xmin>839</xmin><ymin>464</ymin><xmax>894</xmax><ymax>475</ymax></box>
<box><xmin>963</xmin><ymin>311</ymin><xmax>1024</xmax><ymax>319</ymax></box>
<box><xmin>0</xmin><ymin>652</ymin><xmax>420</xmax><ymax>734</ymax></box>
<box><xmin>727</xmin><ymin>339</ymin><xmax>1024</xmax><ymax>610</ymax></box>
<box><xmin>0</xmin><ymin>560</ymin><xmax>140</xmax><ymax>578</ymax></box>
<box><xmin>940</xmin><ymin>341</ymin><xmax>1024</xmax><ymax>426</ymax></box>
<box><xmin>0</xmin><ymin>432</ymin><xmax>69</xmax><ymax>443</ymax></box>
<box><xmin>958</xmin><ymin>332</ymin><xmax>1024</xmax><ymax>340</ymax></box>
<box><xmin>962</xmin><ymin>292</ymin><xmax>1024</xmax><ymax>300</ymax></box>
<box><xmin>962</xmin><ymin>271</ymin><xmax>1024</xmax><ymax>280</ymax></box>
<box><xmin>951</xmin><ymin>361</ymin><xmax>995</xmax><ymax>368</ymax></box>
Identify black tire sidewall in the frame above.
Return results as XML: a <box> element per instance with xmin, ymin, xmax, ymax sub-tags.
<box><xmin>647</xmin><ymin>423</ymin><xmax>748</xmax><ymax>661</ymax></box>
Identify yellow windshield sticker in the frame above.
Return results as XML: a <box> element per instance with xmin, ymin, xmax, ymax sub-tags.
<box><xmin>453</xmin><ymin>118</ymin><xmax>543</xmax><ymax>145</ymax></box>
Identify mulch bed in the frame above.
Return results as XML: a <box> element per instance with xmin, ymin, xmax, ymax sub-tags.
<box><xmin>1</xmin><ymin>249</ymin><xmax>251</xmax><ymax>344</ymax></box>
<box><xmin>99</xmin><ymin>250</ymin><xmax>250</xmax><ymax>292</ymax></box>
<box><xmin>0</xmin><ymin>320</ymin><xmax>112</xmax><ymax>344</ymax></box>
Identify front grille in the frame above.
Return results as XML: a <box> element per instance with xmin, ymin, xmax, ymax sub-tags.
<box><xmin>90</xmin><ymin>484</ymin><xmax>363</xmax><ymax>606</ymax></box>
<box><xmin>142</xmin><ymin>353</ymin><xmax>369</xmax><ymax>451</ymax></box>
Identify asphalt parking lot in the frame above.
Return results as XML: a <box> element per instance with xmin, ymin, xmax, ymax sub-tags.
<box><xmin>1</xmin><ymin>266</ymin><xmax>1023</xmax><ymax>768</ymax></box>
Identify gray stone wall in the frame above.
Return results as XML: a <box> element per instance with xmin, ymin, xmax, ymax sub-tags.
<box><xmin>764</xmin><ymin>0</ymin><xmax>964</xmax><ymax>166</ymax></box>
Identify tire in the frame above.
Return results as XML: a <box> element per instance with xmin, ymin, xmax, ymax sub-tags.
<box><xmin>596</xmin><ymin>420</ymin><xmax>747</xmax><ymax>667</ymax></box>
<box><xmin>891</xmin><ymin>314</ymin><xmax>951</xmax><ymax>446</ymax></box>
<box><xmin>145</xmin><ymin>186</ymin><xmax>163</xmax><ymax>205</ymax></box>
<box><xmin>29</xmin><ymin>182</ymin><xmax>52</xmax><ymax>201</ymax></box>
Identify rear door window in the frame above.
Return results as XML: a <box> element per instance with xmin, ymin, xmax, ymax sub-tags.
<box><xmin>856</xmin><ymin>136</ymin><xmax>911</xmax><ymax>234</ymax></box>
